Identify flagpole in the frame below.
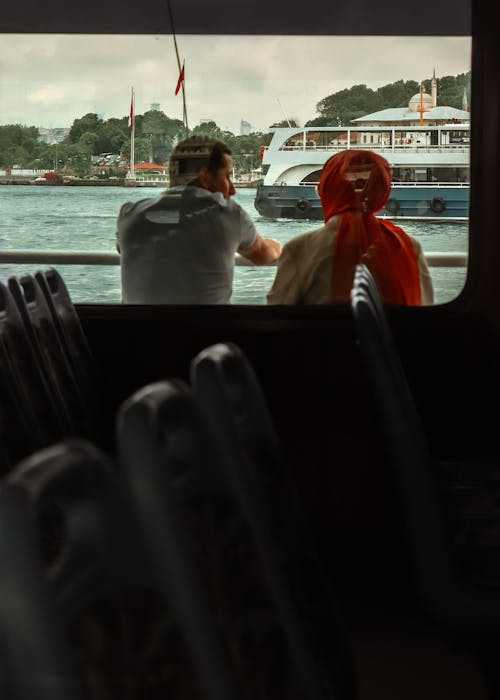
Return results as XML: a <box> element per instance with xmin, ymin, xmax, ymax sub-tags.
<box><xmin>130</xmin><ymin>86</ymin><xmax>136</xmax><ymax>178</ymax></box>
<box><xmin>167</xmin><ymin>0</ymin><xmax>189</xmax><ymax>133</ymax></box>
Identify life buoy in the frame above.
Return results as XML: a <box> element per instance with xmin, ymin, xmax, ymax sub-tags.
<box><xmin>295</xmin><ymin>199</ymin><xmax>311</xmax><ymax>214</ymax></box>
<box><xmin>385</xmin><ymin>198</ymin><xmax>400</xmax><ymax>214</ymax></box>
<box><xmin>430</xmin><ymin>196</ymin><xmax>446</xmax><ymax>213</ymax></box>
<box><xmin>259</xmin><ymin>145</ymin><xmax>266</xmax><ymax>161</ymax></box>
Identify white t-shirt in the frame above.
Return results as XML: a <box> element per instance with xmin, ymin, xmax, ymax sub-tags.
<box><xmin>116</xmin><ymin>186</ymin><xmax>257</xmax><ymax>304</ymax></box>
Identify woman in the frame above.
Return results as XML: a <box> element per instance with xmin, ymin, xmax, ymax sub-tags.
<box><xmin>266</xmin><ymin>150</ymin><xmax>434</xmax><ymax>305</ymax></box>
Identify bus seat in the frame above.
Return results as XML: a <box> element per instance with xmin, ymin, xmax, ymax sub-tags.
<box><xmin>351</xmin><ymin>263</ymin><xmax>500</xmax><ymax>697</ymax></box>
<box><xmin>8</xmin><ymin>274</ymin><xmax>84</xmax><ymax>437</ymax></box>
<box><xmin>0</xmin><ymin>280</ymin><xmax>63</xmax><ymax>469</ymax></box>
<box><xmin>0</xmin><ymin>481</ymin><xmax>84</xmax><ymax>700</ymax></box>
<box><xmin>117</xmin><ymin>379</ymin><xmax>240</xmax><ymax>700</ymax></box>
<box><xmin>117</xmin><ymin>377</ymin><xmax>350</xmax><ymax>699</ymax></box>
<box><xmin>190</xmin><ymin>343</ymin><xmax>357</xmax><ymax>700</ymax></box>
<box><xmin>7</xmin><ymin>437</ymin><xmax>209</xmax><ymax>699</ymax></box>
<box><xmin>34</xmin><ymin>268</ymin><xmax>100</xmax><ymax>424</ymax></box>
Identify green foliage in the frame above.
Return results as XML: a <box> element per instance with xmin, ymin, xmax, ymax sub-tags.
<box><xmin>269</xmin><ymin>119</ymin><xmax>300</xmax><ymax>128</ymax></box>
<box><xmin>422</xmin><ymin>73</ymin><xmax>470</xmax><ymax>111</ymax></box>
<box><xmin>307</xmin><ymin>73</ymin><xmax>471</xmax><ymax>126</ymax></box>
<box><xmin>0</xmin><ymin>71</ymin><xmax>471</xmax><ymax>171</ymax></box>
<box><xmin>136</xmin><ymin>110</ymin><xmax>184</xmax><ymax>162</ymax></box>
<box><xmin>0</xmin><ymin>124</ymin><xmax>41</xmax><ymax>168</ymax></box>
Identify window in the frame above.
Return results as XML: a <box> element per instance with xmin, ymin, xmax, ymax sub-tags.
<box><xmin>0</xmin><ymin>34</ymin><xmax>471</xmax><ymax>305</ymax></box>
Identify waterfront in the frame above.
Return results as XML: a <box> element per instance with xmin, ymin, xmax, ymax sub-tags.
<box><xmin>0</xmin><ymin>185</ymin><xmax>468</xmax><ymax>305</ymax></box>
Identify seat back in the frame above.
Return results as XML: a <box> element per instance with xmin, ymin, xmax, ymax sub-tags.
<box><xmin>118</xmin><ymin>377</ymin><xmax>348</xmax><ymax>699</ymax></box>
<box><xmin>0</xmin><ymin>482</ymin><xmax>84</xmax><ymax>700</ymax></box>
<box><xmin>190</xmin><ymin>343</ymin><xmax>357</xmax><ymax>700</ymax></box>
<box><xmin>8</xmin><ymin>274</ymin><xmax>81</xmax><ymax>436</ymax></box>
<box><xmin>0</xmin><ymin>280</ymin><xmax>63</xmax><ymax>468</ymax></box>
<box><xmin>7</xmin><ymin>439</ymin><xmax>196</xmax><ymax>698</ymax></box>
<box><xmin>351</xmin><ymin>263</ymin><xmax>500</xmax><ymax>628</ymax></box>
<box><xmin>34</xmin><ymin>268</ymin><xmax>99</xmax><ymax>419</ymax></box>
<box><xmin>191</xmin><ymin>342</ymin><xmax>283</xmax><ymax>499</ymax></box>
<box><xmin>117</xmin><ymin>379</ymin><xmax>253</xmax><ymax>700</ymax></box>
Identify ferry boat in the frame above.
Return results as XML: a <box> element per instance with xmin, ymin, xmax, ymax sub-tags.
<box><xmin>254</xmin><ymin>84</ymin><xmax>470</xmax><ymax>221</ymax></box>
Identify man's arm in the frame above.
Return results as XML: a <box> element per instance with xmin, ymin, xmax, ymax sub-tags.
<box><xmin>238</xmin><ymin>233</ymin><xmax>282</xmax><ymax>265</ymax></box>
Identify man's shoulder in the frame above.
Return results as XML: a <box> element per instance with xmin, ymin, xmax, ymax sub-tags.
<box><xmin>118</xmin><ymin>189</ymin><xmax>186</xmax><ymax>223</ymax></box>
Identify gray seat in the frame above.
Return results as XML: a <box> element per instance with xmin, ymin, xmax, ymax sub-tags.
<box><xmin>0</xmin><ymin>481</ymin><xmax>84</xmax><ymax>700</ymax></box>
<box><xmin>0</xmin><ymin>280</ymin><xmax>64</xmax><ymax>471</ymax></box>
<box><xmin>190</xmin><ymin>342</ymin><xmax>357</xmax><ymax>700</ymax></box>
<box><xmin>117</xmin><ymin>376</ymin><xmax>352</xmax><ymax>699</ymax></box>
<box><xmin>7</xmin><ymin>438</ymin><xmax>209</xmax><ymax>699</ymax></box>
<box><xmin>351</xmin><ymin>263</ymin><xmax>500</xmax><ymax>697</ymax></box>
<box><xmin>9</xmin><ymin>273</ymin><xmax>91</xmax><ymax>439</ymax></box>
<box><xmin>117</xmin><ymin>380</ymin><xmax>241</xmax><ymax>700</ymax></box>
<box><xmin>33</xmin><ymin>268</ymin><xmax>99</xmax><ymax>425</ymax></box>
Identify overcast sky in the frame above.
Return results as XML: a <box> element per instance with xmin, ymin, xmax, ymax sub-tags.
<box><xmin>1</xmin><ymin>35</ymin><xmax>471</xmax><ymax>134</ymax></box>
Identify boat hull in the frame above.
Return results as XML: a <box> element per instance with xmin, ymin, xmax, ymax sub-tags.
<box><xmin>254</xmin><ymin>183</ymin><xmax>470</xmax><ymax>221</ymax></box>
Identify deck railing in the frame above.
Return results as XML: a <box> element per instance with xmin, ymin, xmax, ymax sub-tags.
<box><xmin>0</xmin><ymin>250</ymin><xmax>467</xmax><ymax>268</ymax></box>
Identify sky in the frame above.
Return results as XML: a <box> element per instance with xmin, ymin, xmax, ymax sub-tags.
<box><xmin>0</xmin><ymin>34</ymin><xmax>471</xmax><ymax>134</ymax></box>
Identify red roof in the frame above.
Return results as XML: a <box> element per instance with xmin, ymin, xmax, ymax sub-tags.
<box><xmin>133</xmin><ymin>162</ymin><xmax>167</xmax><ymax>171</ymax></box>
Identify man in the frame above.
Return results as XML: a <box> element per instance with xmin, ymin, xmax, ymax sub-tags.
<box><xmin>116</xmin><ymin>136</ymin><xmax>282</xmax><ymax>304</ymax></box>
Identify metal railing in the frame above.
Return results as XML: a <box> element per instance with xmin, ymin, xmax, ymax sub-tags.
<box><xmin>0</xmin><ymin>250</ymin><xmax>467</xmax><ymax>268</ymax></box>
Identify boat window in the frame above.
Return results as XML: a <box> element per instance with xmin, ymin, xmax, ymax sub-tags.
<box><xmin>0</xmin><ymin>34</ymin><xmax>471</xmax><ymax>306</ymax></box>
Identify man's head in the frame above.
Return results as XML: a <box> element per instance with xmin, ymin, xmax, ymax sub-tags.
<box><xmin>169</xmin><ymin>136</ymin><xmax>236</xmax><ymax>199</ymax></box>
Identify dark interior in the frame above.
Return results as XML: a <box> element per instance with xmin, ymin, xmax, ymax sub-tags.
<box><xmin>3</xmin><ymin>0</ymin><xmax>499</xmax><ymax>696</ymax></box>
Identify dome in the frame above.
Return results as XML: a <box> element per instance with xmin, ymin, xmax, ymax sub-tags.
<box><xmin>408</xmin><ymin>91</ymin><xmax>433</xmax><ymax>112</ymax></box>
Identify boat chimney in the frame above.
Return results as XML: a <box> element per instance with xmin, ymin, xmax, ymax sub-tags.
<box><xmin>431</xmin><ymin>68</ymin><xmax>437</xmax><ymax>107</ymax></box>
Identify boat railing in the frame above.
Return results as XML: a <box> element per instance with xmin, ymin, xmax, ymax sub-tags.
<box><xmin>277</xmin><ymin>144</ymin><xmax>469</xmax><ymax>154</ymax></box>
<box><xmin>0</xmin><ymin>250</ymin><xmax>467</xmax><ymax>268</ymax></box>
<box><xmin>297</xmin><ymin>180</ymin><xmax>469</xmax><ymax>188</ymax></box>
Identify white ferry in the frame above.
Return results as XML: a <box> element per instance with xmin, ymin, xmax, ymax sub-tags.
<box><xmin>255</xmin><ymin>81</ymin><xmax>470</xmax><ymax>221</ymax></box>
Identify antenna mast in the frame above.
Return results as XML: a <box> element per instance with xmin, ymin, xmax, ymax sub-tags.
<box><xmin>167</xmin><ymin>0</ymin><xmax>189</xmax><ymax>133</ymax></box>
<box><xmin>130</xmin><ymin>86</ymin><xmax>135</xmax><ymax>178</ymax></box>
<box><xmin>277</xmin><ymin>98</ymin><xmax>292</xmax><ymax>127</ymax></box>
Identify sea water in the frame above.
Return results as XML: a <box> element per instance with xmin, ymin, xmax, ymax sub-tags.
<box><xmin>0</xmin><ymin>184</ymin><xmax>468</xmax><ymax>305</ymax></box>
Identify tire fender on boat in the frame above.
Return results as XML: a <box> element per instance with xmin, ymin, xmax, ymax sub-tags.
<box><xmin>295</xmin><ymin>198</ymin><xmax>311</xmax><ymax>214</ymax></box>
<box><xmin>430</xmin><ymin>196</ymin><xmax>446</xmax><ymax>213</ymax></box>
<box><xmin>385</xmin><ymin>198</ymin><xmax>400</xmax><ymax>214</ymax></box>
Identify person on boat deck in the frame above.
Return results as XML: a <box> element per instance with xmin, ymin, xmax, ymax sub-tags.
<box><xmin>266</xmin><ymin>149</ymin><xmax>434</xmax><ymax>305</ymax></box>
<box><xmin>116</xmin><ymin>136</ymin><xmax>282</xmax><ymax>304</ymax></box>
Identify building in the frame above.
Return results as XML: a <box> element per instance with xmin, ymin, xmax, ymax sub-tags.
<box><xmin>352</xmin><ymin>72</ymin><xmax>470</xmax><ymax>129</ymax></box>
<box><xmin>240</xmin><ymin>119</ymin><xmax>253</xmax><ymax>135</ymax></box>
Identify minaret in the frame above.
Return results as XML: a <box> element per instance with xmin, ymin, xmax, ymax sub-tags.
<box><xmin>462</xmin><ymin>86</ymin><xmax>469</xmax><ymax>112</ymax></box>
<box><xmin>431</xmin><ymin>68</ymin><xmax>437</xmax><ymax>107</ymax></box>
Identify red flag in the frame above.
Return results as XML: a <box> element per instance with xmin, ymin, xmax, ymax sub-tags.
<box><xmin>128</xmin><ymin>89</ymin><xmax>134</xmax><ymax>129</ymax></box>
<box><xmin>175</xmin><ymin>62</ymin><xmax>185</xmax><ymax>96</ymax></box>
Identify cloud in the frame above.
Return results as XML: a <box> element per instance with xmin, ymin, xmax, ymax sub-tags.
<box><xmin>28</xmin><ymin>85</ymin><xmax>67</xmax><ymax>104</ymax></box>
<box><xmin>0</xmin><ymin>34</ymin><xmax>471</xmax><ymax>132</ymax></box>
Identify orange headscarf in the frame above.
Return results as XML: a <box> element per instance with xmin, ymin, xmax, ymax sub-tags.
<box><xmin>317</xmin><ymin>149</ymin><xmax>421</xmax><ymax>305</ymax></box>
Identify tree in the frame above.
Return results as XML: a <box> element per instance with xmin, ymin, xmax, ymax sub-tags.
<box><xmin>315</xmin><ymin>84</ymin><xmax>382</xmax><ymax>125</ymax></box>
<box><xmin>0</xmin><ymin>124</ymin><xmax>40</xmax><ymax>167</ymax></box>
<box><xmin>68</xmin><ymin>113</ymin><xmax>103</xmax><ymax>143</ymax></box>
<box><xmin>376</xmin><ymin>80</ymin><xmax>420</xmax><ymax>109</ymax></box>
<box><xmin>191</xmin><ymin>121</ymin><xmax>228</xmax><ymax>141</ymax></box>
<box><xmin>139</xmin><ymin>110</ymin><xmax>184</xmax><ymax>162</ymax></box>
<box><xmin>423</xmin><ymin>72</ymin><xmax>471</xmax><ymax>110</ymax></box>
<box><xmin>0</xmin><ymin>70</ymin><xmax>472</xmax><ymax>171</ymax></box>
<box><xmin>268</xmin><ymin>118</ymin><xmax>300</xmax><ymax>128</ymax></box>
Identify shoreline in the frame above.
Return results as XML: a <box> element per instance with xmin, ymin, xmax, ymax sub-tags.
<box><xmin>0</xmin><ymin>177</ymin><xmax>258</xmax><ymax>189</ymax></box>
